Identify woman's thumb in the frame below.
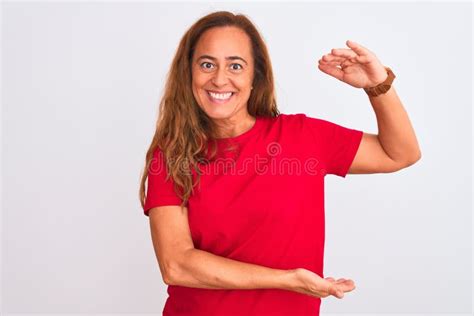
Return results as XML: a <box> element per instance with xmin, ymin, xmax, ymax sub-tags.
<box><xmin>329</xmin><ymin>284</ymin><xmax>344</xmax><ymax>299</ymax></box>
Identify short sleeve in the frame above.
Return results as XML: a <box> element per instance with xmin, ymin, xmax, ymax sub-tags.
<box><xmin>143</xmin><ymin>148</ymin><xmax>184</xmax><ymax>216</ymax></box>
<box><xmin>303</xmin><ymin>114</ymin><xmax>363</xmax><ymax>178</ymax></box>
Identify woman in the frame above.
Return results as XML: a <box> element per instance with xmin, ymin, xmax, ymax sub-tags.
<box><xmin>139</xmin><ymin>10</ymin><xmax>421</xmax><ymax>316</ymax></box>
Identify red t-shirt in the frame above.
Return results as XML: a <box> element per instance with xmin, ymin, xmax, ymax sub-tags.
<box><xmin>143</xmin><ymin>113</ymin><xmax>363</xmax><ymax>316</ymax></box>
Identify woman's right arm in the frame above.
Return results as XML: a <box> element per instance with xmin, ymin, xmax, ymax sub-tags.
<box><xmin>148</xmin><ymin>205</ymin><xmax>354</xmax><ymax>298</ymax></box>
<box><xmin>174</xmin><ymin>244</ymin><xmax>295</xmax><ymax>290</ymax></box>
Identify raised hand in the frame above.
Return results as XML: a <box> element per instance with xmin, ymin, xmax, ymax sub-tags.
<box><xmin>318</xmin><ymin>40</ymin><xmax>388</xmax><ymax>89</ymax></box>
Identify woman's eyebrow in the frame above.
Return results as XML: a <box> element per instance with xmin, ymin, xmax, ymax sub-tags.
<box><xmin>197</xmin><ymin>54</ymin><xmax>248</xmax><ymax>65</ymax></box>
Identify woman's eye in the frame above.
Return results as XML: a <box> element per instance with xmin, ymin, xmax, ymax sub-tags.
<box><xmin>200</xmin><ymin>62</ymin><xmax>214</xmax><ymax>70</ymax></box>
<box><xmin>230</xmin><ymin>63</ymin><xmax>243</xmax><ymax>70</ymax></box>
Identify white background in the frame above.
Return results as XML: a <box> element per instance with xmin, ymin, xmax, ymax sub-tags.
<box><xmin>2</xmin><ymin>1</ymin><xmax>472</xmax><ymax>315</ymax></box>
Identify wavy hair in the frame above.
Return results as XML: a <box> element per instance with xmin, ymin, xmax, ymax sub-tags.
<box><xmin>139</xmin><ymin>11</ymin><xmax>280</xmax><ymax>210</ymax></box>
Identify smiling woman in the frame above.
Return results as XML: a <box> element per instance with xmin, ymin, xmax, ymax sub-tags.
<box><xmin>139</xmin><ymin>11</ymin><xmax>279</xmax><ymax>210</ymax></box>
<box><xmin>138</xmin><ymin>9</ymin><xmax>420</xmax><ymax>316</ymax></box>
<box><xmin>191</xmin><ymin>26</ymin><xmax>255</xmax><ymax>131</ymax></box>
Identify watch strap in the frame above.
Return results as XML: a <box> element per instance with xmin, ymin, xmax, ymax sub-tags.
<box><xmin>364</xmin><ymin>67</ymin><xmax>396</xmax><ymax>97</ymax></box>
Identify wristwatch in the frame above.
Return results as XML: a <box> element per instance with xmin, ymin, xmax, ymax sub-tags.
<box><xmin>364</xmin><ymin>67</ymin><xmax>396</xmax><ymax>97</ymax></box>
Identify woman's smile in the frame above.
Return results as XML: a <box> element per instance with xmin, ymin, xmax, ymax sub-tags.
<box><xmin>206</xmin><ymin>90</ymin><xmax>236</xmax><ymax>104</ymax></box>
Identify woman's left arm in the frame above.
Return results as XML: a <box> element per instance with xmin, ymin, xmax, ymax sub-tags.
<box><xmin>353</xmin><ymin>84</ymin><xmax>422</xmax><ymax>174</ymax></box>
<box><xmin>318</xmin><ymin>40</ymin><xmax>422</xmax><ymax>174</ymax></box>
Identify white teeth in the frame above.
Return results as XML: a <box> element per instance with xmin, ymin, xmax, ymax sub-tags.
<box><xmin>208</xmin><ymin>91</ymin><xmax>233</xmax><ymax>100</ymax></box>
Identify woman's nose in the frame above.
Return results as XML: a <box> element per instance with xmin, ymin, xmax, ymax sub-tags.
<box><xmin>211</xmin><ymin>67</ymin><xmax>229</xmax><ymax>86</ymax></box>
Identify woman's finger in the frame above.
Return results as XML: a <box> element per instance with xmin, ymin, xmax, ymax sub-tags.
<box><xmin>319</xmin><ymin>60</ymin><xmax>347</xmax><ymax>67</ymax></box>
<box><xmin>318</xmin><ymin>278</ymin><xmax>342</xmax><ymax>298</ymax></box>
<box><xmin>330</xmin><ymin>48</ymin><xmax>358</xmax><ymax>59</ymax></box>
<box><xmin>346</xmin><ymin>40</ymin><xmax>373</xmax><ymax>56</ymax></box>
<box><xmin>337</xmin><ymin>280</ymin><xmax>356</xmax><ymax>292</ymax></box>
<box><xmin>317</xmin><ymin>63</ymin><xmax>345</xmax><ymax>81</ymax></box>
<box><xmin>326</xmin><ymin>283</ymin><xmax>344</xmax><ymax>299</ymax></box>
<box><xmin>322</xmin><ymin>54</ymin><xmax>346</xmax><ymax>62</ymax></box>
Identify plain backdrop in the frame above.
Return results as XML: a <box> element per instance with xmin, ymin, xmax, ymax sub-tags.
<box><xmin>1</xmin><ymin>1</ymin><xmax>472</xmax><ymax>315</ymax></box>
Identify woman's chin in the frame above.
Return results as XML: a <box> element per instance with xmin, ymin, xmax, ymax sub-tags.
<box><xmin>202</xmin><ymin>105</ymin><xmax>237</xmax><ymax>119</ymax></box>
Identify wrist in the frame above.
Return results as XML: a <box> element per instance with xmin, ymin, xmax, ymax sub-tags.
<box><xmin>277</xmin><ymin>269</ymin><xmax>301</xmax><ymax>291</ymax></box>
<box><xmin>364</xmin><ymin>66</ymin><xmax>396</xmax><ymax>97</ymax></box>
<box><xmin>368</xmin><ymin>71</ymin><xmax>389</xmax><ymax>88</ymax></box>
<box><xmin>283</xmin><ymin>268</ymin><xmax>308</xmax><ymax>293</ymax></box>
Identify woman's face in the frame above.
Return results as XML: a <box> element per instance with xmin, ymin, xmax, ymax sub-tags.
<box><xmin>191</xmin><ymin>26</ymin><xmax>254</xmax><ymax>122</ymax></box>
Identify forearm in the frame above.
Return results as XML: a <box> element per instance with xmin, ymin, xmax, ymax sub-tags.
<box><xmin>368</xmin><ymin>85</ymin><xmax>421</xmax><ymax>163</ymax></box>
<box><xmin>166</xmin><ymin>248</ymin><xmax>296</xmax><ymax>291</ymax></box>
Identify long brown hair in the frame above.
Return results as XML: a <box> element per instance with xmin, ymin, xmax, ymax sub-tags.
<box><xmin>139</xmin><ymin>11</ymin><xmax>280</xmax><ymax>210</ymax></box>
